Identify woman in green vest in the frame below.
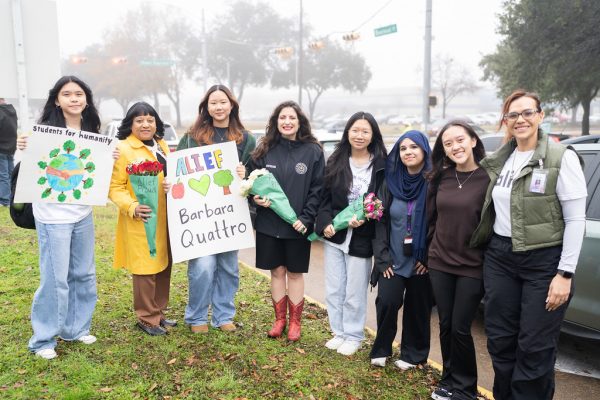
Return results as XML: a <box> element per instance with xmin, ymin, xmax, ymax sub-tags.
<box><xmin>470</xmin><ymin>90</ymin><xmax>587</xmax><ymax>400</ymax></box>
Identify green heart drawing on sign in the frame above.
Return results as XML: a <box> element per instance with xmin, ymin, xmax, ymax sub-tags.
<box><xmin>188</xmin><ymin>175</ymin><xmax>211</xmax><ymax>196</ymax></box>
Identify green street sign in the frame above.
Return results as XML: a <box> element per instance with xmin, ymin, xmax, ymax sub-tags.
<box><xmin>374</xmin><ymin>24</ymin><xmax>397</xmax><ymax>37</ymax></box>
<box><xmin>139</xmin><ymin>59</ymin><xmax>175</xmax><ymax>67</ymax></box>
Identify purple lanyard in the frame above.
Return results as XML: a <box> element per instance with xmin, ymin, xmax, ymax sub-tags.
<box><xmin>406</xmin><ymin>200</ymin><xmax>414</xmax><ymax>234</ymax></box>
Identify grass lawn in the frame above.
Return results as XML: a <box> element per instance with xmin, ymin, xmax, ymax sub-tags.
<box><xmin>0</xmin><ymin>205</ymin><xmax>438</xmax><ymax>399</ymax></box>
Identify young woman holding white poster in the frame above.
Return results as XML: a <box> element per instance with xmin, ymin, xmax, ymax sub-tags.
<box><xmin>177</xmin><ymin>85</ymin><xmax>255</xmax><ymax>334</ymax></box>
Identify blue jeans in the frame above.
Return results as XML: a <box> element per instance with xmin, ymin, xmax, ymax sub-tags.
<box><xmin>29</xmin><ymin>213</ymin><xmax>97</xmax><ymax>352</ymax></box>
<box><xmin>184</xmin><ymin>250</ymin><xmax>239</xmax><ymax>327</ymax></box>
<box><xmin>324</xmin><ymin>244</ymin><xmax>371</xmax><ymax>342</ymax></box>
<box><xmin>0</xmin><ymin>153</ymin><xmax>14</xmax><ymax>205</ymax></box>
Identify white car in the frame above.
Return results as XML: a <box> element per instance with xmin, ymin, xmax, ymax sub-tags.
<box><xmin>102</xmin><ymin>119</ymin><xmax>179</xmax><ymax>152</ymax></box>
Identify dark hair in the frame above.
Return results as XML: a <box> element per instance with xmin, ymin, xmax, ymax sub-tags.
<box><xmin>252</xmin><ymin>101</ymin><xmax>318</xmax><ymax>160</ymax></box>
<box><xmin>427</xmin><ymin>120</ymin><xmax>486</xmax><ymax>184</ymax></box>
<box><xmin>117</xmin><ymin>101</ymin><xmax>165</xmax><ymax>140</ymax></box>
<box><xmin>188</xmin><ymin>85</ymin><xmax>245</xmax><ymax>145</ymax></box>
<box><xmin>38</xmin><ymin>76</ymin><xmax>100</xmax><ymax>133</ymax></box>
<box><xmin>323</xmin><ymin>111</ymin><xmax>387</xmax><ymax>191</ymax></box>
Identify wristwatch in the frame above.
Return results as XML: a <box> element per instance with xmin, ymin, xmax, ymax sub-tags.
<box><xmin>557</xmin><ymin>269</ymin><xmax>574</xmax><ymax>279</ymax></box>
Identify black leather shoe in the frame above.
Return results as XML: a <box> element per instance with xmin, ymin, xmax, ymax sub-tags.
<box><xmin>136</xmin><ymin>322</ymin><xmax>167</xmax><ymax>336</ymax></box>
<box><xmin>160</xmin><ymin>318</ymin><xmax>178</xmax><ymax>328</ymax></box>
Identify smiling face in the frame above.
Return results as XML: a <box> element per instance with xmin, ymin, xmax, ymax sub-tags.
<box><xmin>55</xmin><ymin>81</ymin><xmax>87</xmax><ymax>119</ymax></box>
<box><xmin>399</xmin><ymin>138</ymin><xmax>425</xmax><ymax>174</ymax></box>
<box><xmin>504</xmin><ymin>96</ymin><xmax>544</xmax><ymax>149</ymax></box>
<box><xmin>131</xmin><ymin>114</ymin><xmax>157</xmax><ymax>142</ymax></box>
<box><xmin>348</xmin><ymin>118</ymin><xmax>373</xmax><ymax>153</ymax></box>
<box><xmin>277</xmin><ymin>106</ymin><xmax>300</xmax><ymax>140</ymax></box>
<box><xmin>442</xmin><ymin>125</ymin><xmax>478</xmax><ymax>171</ymax></box>
<box><xmin>207</xmin><ymin>90</ymin><xmax>232</xmax><ymax>127</ymax></box>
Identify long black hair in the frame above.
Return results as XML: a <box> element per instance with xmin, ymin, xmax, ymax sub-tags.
<box><xmin>427</xmin><ymin>119</ymin><xmax>486</xmax><ymax>185</ymax></box>
<box><xmin>252</xmin><ymin>101</ymin><xmax>318</xmax><ymax>160</ymax></box>
<box><xmin>38</xmin><ymin>76</ymin><xmax>100</xmax><ymax>133</ymax></box>
<box><xmin>117</xmin><ymin>101</ymin><xmax>165</xmax><ymax>140</ymax></box>
<box><xmin>323</xmin><ymin>111</ymin><xmax>387</xmax><ymax>191</ymax></box>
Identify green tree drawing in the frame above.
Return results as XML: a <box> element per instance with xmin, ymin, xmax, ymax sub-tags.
<box><xmin>213</xmin><ymin>170</ymin><xmax>234</xmax><ymax>195</ymax></box>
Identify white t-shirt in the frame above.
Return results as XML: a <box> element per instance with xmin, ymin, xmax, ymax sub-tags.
<box><xmin>325</xmin><ymin>158</ymin><xmax>372</xmax><ymax>253</ymax></box>
<box><xmin>492</xmin><ymin>149</ymin><xmax>587</xmax><ymax>236</ymax></box>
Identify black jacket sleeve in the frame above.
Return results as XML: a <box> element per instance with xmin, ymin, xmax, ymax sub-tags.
<box><xmin>370</xmin><ymin>180</ymin><xmax>394</xmax><ymax>286</ymax></box>
<box><xmin>315</xmin><ymin>185</ymin><xmax>334</xmax><ymax>236</ymax></box>
<box><xmin>298</xmin><ymin>148</ymin><xmax>325</xmax><ymax>227</ymax></box>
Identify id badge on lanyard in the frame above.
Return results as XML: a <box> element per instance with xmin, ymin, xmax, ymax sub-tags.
<box><xmin>404</xmin><ymin>201</ymin><xmax>414</xmax><ymax>256</ymax></box>
<box><xmin>529</xmin><ymin>159</ymin><xmax>548</xmax><ymax>194</ymax></box>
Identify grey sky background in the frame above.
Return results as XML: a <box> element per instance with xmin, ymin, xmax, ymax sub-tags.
<box><xmin>54</xmin><ymin>0</ymin><xmax>506</xmax><ymax>121</ymax></box>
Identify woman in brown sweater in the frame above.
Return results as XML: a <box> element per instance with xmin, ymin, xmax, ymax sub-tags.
<box><xmin>426</xmin><ymin>120</ymin><xmax>489</xmax><ymax>400</ymax></box>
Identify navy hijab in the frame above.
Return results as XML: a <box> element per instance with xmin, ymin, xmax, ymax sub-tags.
<box><xmin>385</xmin><ymin>130</ymin><xmax>431</xmax><ymax>262</ymax></box>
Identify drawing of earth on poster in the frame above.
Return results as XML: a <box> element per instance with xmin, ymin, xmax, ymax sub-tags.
<box><xmin>14</xmin><ymin>125</ymin><xmax>116</xmax><ymax>205</ymax></box>
<box><xmin>38</xmin><ymin>140</ymin><xmax>95</xmax><ymax>201</ymax></box>
<box><xmin>167</xmin><ymin>141</ymin><xmax>255</xmax><ymax>263</ymax></box>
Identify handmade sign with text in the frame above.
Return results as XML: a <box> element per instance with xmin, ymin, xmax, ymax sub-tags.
<box><xmin>167</xmin><ymin>141</ymin><xmax>255</xmax><ymax>263</ymax></box>
<box><xmin>14</xmin><ymin>125</ymin><xmax>117</xmax><ymax>205</ymax></box>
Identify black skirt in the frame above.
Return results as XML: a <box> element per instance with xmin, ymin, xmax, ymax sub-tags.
<box><xmin>255</xmin><ymin>231</ymin><xmax>311</xmax><ymax>273</ymax></box>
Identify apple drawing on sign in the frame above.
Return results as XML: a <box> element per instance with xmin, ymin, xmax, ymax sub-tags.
<box><xmin>172</xmin><ymin>180</ymin><xmax>185</xmax><ymax>199</ymax></box>
<box><xmin>188</xmin><ymin>175</ymin><xmax>211</xmax><ymax>196</ymax></box>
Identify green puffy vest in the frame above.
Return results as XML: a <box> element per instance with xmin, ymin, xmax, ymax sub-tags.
<box><xmin>470</xmin><ymin>132</ymin><xmax>567</xmax><ymax>251</ymax></box>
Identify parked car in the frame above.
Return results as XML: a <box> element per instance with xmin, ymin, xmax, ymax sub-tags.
<box><xmin>428</xmin><ymin>117</ymin><xmax>489</xmax><ymax>138</ymax></box>
<box><xmin>102</xmin><ymin>119</ymin><xmax>179</xmax><ymax>152</ymax></box>
<box><xmin>561</xmin><ymin>135</ymin><xmax>600</xmax><ymax>145</ymax></box>
<box><xmin>480</xmin><ymin>133</ymin><xmax>505</xmax><ymax>155</ymax></box>
<box><xmin>562</xmin><ymin>143</ymin><xmax>600</xmax><ymax>340</ymax></box>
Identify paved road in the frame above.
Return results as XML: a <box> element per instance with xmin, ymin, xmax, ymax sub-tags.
<box><xmin>239</xmin><ymin>241</ymin><xmax>600</xmax><ymax>400</ymax></box>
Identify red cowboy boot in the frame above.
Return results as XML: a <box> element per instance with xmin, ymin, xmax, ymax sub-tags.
<box><xmin>267</xmin><ymin>295</ymin><xmax>288</xmax><ymax>338</ymax></box>
<box><xmin>287</xmin><ymin>298</ymin><xmax>304</xmax><ymax>342</ymax></box>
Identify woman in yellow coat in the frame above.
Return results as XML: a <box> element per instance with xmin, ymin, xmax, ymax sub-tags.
<box><xmin>109</xmin><ymin>102</ymin><xmax>174</xmax><ymax>336</ymax></box>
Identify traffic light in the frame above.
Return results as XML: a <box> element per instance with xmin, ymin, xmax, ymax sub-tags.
<box><xmin>274</xmin><ymin>47</ymin><xmax>294</xmax><ymax>58</ymax></box>
<box><xmin>71</xmin><ymin>56</ymin><xmax>88</xmax><ymax>64</ymax></box>
<box><xmin>429</xmin><ymin>95</ymin><xmax>438</xmax><ymax>107</ymax></box>
<box><xmin>112</xmin><ymin>57</ymin><xmax>128</xmax><ymax>64</ymax></box>
<box><xmin>308</xmin><ymin>41</ymin><xmax>324</xmax><ymax>50</ymax></box>
<box><xmin>342</xmin><ymin>32</ymin><xmax>360</xmax><ymax>41</ymax></box>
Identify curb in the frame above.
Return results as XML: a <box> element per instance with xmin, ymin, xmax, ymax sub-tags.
<box><xmin>239</xmin><ymin>261</ymin><xmax>494</xmax><ymax>399</ymax></box>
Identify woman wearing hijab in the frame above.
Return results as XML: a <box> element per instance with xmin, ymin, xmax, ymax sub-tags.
<box><xmin>369</xmin><ymin>130</ymin><xmax>434</xmax><ymax>369</ymax></box>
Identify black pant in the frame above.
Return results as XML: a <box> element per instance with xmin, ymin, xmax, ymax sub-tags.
<box><xmin>370</xmin><ymin>273</ymin><xmax>433</xmax><ymax>364</ymax></box>
<box><xmin>429</xmin><ymin>269</ymin><xmax>484</xmax><ymax>400</ymax></box>
<box><xmin>484</xmin><ymin>234</ymin><xmax>572</xmax><ymax>400</ymax></box>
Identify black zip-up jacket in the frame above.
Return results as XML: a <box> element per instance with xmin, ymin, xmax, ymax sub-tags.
<box><xmin>315</xmin><ymin>156</ymin><xmax>385</xmax><ymax>258</ymax></box>
<box><xmin>249</xmin><ymin>138</ymin><xmax>324</xmax><ymax>239</ymax></box>
<box><xmin>0</xmin><ymin>104</ymin><xmax>18</xmax><ymax>155</ymax></box>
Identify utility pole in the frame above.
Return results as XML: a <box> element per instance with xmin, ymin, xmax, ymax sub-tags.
<box><xmin>11</xmin><ymin>0</ymin><xmax>30</xmax><ymax>132</ymax></box>
<box><xmin>422</xmin><ymin>0</ymin><xmax>433</xmax><ymax>134</ymax></box>
<box><xmin>202</xmin><ymin>8</ymin><xmax>208</xmax><ymax>93</ymax></box>
<box><xmin>297</xmin><ymin>0</ymin><xmax>303</xmax><ymax>106</ymax></box>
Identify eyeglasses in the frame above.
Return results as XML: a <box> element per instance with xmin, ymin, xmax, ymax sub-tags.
<box><xmin>503</xmin><ymin>109</ymin><xmax>539</xmax><ymax>122</ymax></box>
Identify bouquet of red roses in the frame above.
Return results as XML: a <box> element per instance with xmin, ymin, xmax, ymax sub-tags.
<box><xmin>127</xmin><ymin>159</ymin><xmax>164</xmax><ymax>257</ymax></box>
<box><xmin>308</xmin><ymin>192</ymin><xmax>384</xmax><ymax>241</ymax></box>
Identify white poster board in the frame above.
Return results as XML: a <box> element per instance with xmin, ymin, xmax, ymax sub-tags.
<box><xmin>167</xmin><ymin>141</ymin><xmax>255</xmax><ymax>263</ymax></box>
<box><xmin>14</xmin><ymin>125</ymin><xmax>117</xmax><ymax>205</ymax></box>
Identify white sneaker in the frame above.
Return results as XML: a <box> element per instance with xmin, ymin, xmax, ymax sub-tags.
<box><xmin>336</xmin><ymin>340</ymin><xmax>361</xmax><ymax>356</ymax></box>
<box><xmin>325</xmin><ymin>336</ymin><xmax>345</xmax><ymax>350</ymax></box>
<box><xmin>77</xmin><ymin>335</ymin><xmax>97</xmax><ymax>345</ymax></box>
<box><xmin>371</xmin><ymin>357</ymin><xmax>386</xmax><ymax>367</ymax></box>
<box><xmin>35</xmin><ymin>348</ymin><xmax>57</xmax><ymax>360</ymax></box>
<box><xmin>394</xmin><ymin>359</ymin><xmax>417</xmax><ymax>371</ymax></box>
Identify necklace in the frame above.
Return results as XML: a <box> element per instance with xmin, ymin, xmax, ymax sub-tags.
<box><xmin>214</xmin><ymin>127</ymin><xmax>228</xmax><ymax>142</ymax></box>
<box><xmin>510</xmin><ymin>150</ymin><xmax>533</xmax><ymax>178</ymax></box>
<box><xmin>455</xmin><ymin>168</ymin><xmax>477</xmax><ymax>189</ymax></box>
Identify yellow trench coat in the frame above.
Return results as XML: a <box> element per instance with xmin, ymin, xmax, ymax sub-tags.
<box><xmin>109</xmin><ymin>135</ymin><xmax>170</xmax><ymax>274</ymax></box>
